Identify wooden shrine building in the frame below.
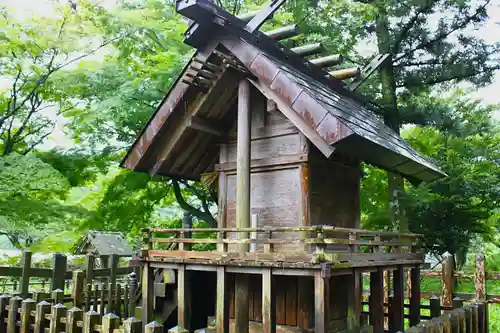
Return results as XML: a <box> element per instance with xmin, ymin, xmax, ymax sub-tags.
<box><xmin>121</xmin><ymin>0</ymin><xmax>446</xmax><ymax>332</ymax></box>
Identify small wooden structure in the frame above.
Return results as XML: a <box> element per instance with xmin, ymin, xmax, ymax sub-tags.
<box><xmin>72</xmin><ymin>231</ymin><xmax>134</xmax><ymax>269</ymax></box>
<box><xmin>121</xmin><ymin>0</ymin><xmax>447</xmax><ymax>332</ymax></box>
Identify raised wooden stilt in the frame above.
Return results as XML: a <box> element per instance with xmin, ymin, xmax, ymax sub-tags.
<box><xmin>262</xmin><ymin>268</ymin><xmax>276</xmax><ymax>333</ymax></box>
<box><xmin>314</xmin><ymin>271</ymin><xmax>329</xmax><ymax>333</ymax></box>
<box><xmin>393</xmin><ymin>266</ymin><xmax>405</xmax><ymax>332</ymax></box>
<box><xmin>234</xmin><ymin>77</ymin><xmax>251</xmax><ymax>333</ymax></box>
<box><xmin>141</xmin><ymin>263</ymin><xmax>154</xmax><ymax>327</ymax></box>
<box><xmin>347</xmin><ymin>269</ymin><xmax>361</xmax><ymax>331</ymax></box>
<box><xmin>177</xmin><ymin>265</ymin><xmax>191</xmax><ymax>332</ymax></box>
<box><xmin>234</xmin><ymin>275</ymin><xmax>249</xmax><ymax>333</ymax></box>
<box><xmin>216</xmin><ymin>267</ymin><xmax>229</xmax><ymax>333</ymax></box>
<box><xmin>409</xmin><ymin>267</ymin><xmax>421</xmax><ymax>326</ymax></box>
<box><xmin>370</xmin><ymin>269</ymin><xmax>384</xmax><ymax>333</ymax></box>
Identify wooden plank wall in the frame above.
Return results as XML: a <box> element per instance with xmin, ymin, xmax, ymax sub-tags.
<box><xmin>219</xmin><ymin>96</ymin><xmax>309</xmax><ymax>253</ymax></box>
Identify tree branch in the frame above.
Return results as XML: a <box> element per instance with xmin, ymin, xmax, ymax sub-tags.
<box><xmin>171</xmin><ymin>178</ymin><xmax>216</xmax><ymax>226</ymax></box>
<box><xmin>395</xmin><ymin>0</ymin><xmax>491</xmax><ymax>62</ymax></box>
<box><xmin>392</xmin><ymin>0</ymin><xmax>438</xmax><ymax>54</ymax></box>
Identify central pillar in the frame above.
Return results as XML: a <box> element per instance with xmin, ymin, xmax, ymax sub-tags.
<box><xmin>235</xmin><ymin>78</ymin><xmax>251</xmax><ymax>333</ymax></box>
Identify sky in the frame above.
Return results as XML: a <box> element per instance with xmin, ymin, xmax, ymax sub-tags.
<box><xmin>1</xmin><ymin>0</ymin><xmax>500</xmax><ymax>150</ymax></box>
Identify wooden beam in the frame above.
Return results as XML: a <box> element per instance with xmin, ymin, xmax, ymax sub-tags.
<box><xmin>370</xmin><ymin>269</ymin><xmax>384</xmax><ymax>333</ymax></box>
<box><xmin>245</xmin><ymin>0</ymin><xmax>287</xmax><ymax>32</ymax></box>
<box><xmin>236</xmin><ymin>79</ymin><xmax>251</xmax><ymax>249</ymax></box>
<box><xmin>234</xmin><ymin>79</ymin><xmax>251</xmax><ymax>333</ymax></box>
<box><xmin>248</xmin><ymin>79</ymin><xmax>335</xmax><ymax>159</ymax></box>
<box><xmin>328</xmin><ymin>67</ymin><xmax>360</xmax><ymax>80</ymax></box>
<box><xmin>216</xmin><ymin>267</ymin><xmax>230</xmax><ymax>333</ymax></box>
<box><xmin>392</xmin><ymin>266</ymin><xmax>405</xmax><ymax>332</ymax></box>
<box><xmin>141</xmin><ymin>263</ymin><xmax>154</xmax><ymax>327</ymax></box>
<box><xmin>177</xmin><ymin>265</ymin><xmax>191</xmax><ymax>332</ymax></box>
<box><xmin>235</xmin><ymin>275</ymin><xmax>250</xmax><ymax>333</ymax></box>
<box><xmin>310</xmin><ymin>55</ymin><xmax>343</xmax><ymax>68</ymax></box>
<box><xmin>291</xmin><ymin>43</ymin><xmax>325</xmax><ymax>57</ymax></box>
<box><xmin>348</xmin><ymin>53</ymin><xmax>390</xmax><ymax>91</ymax></box>
<box><xmin>187</xmin><ymin>116</ymin><xmax>226</xmax><ymax>136</ymax></box>
<box><xmin>264</xmin><ymin>25</ymin><xmax>300</xmax><ymax>40</ymax></box>
<box><xmin>262</xmin><ymin>268</ymin><xmax>276</xmax><ymax>333</ymax></box>
<box><xmin>347</xmin><ymin>270</ymin><xmax>361</xmax><ymax>331</ymax></box>
<box><xmin>409</xmin><ymin>267</ymin><xmax>421</xmax><ymax>327</ymax></box>
<box><xmin>314</xmin><ymin>271</ymin><xmax>329</xmax><ymax>333</ymax></box>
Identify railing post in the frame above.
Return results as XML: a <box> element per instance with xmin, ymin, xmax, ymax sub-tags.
<box><xmin>49</xmin><ymin>304</ymin><xmax>67</xmax><ymax>333</ymax></box>
<box><xmin>183</xmin><ymin>211</ymin><xmax>193</xmax><ymax>251</ymax></box>
<box><xmin>430</xmin><ymin>295</ymin><xmax>441</xmax><ymax>318</ymax></box>
<box><xmin>250</xmin><ymin>214</ymin><xmax>258</xmax><ymax>253</ymax></box>
<box><xmin>442</xmin><ymin>252</ymin><xmax>454</xmax><ymax>307</ymax></box>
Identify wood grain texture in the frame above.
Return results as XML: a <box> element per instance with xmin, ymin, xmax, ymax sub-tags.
<box><xmin>262</xmin><ymin>268</ymin><xmax>276</xmax><ymax>333</ymax></box>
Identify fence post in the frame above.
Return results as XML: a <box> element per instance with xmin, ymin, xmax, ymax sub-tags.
<box><xmin>34</xmin><ymin>301</ymin><xmax>50</xmax><ymax>333</ymax></box>
<box><xmin>52</xmin><ymin>289</ymin><xmax>64</xmax><ymax>304</ymax></box>
<box><xmin>123</xmin><ymin>318</ymin><xmax>142</xmax><ymax>333</ymax></box>
<box><xmin>430</xmin><ymin>295</ymin><xmax>441</xmax><ymax>318</ymax></box>
<box><xmin>108</xmin><ymin>254</ymin><xmax>118</xmax><ymax>314</ymax></box>
<box><xmin>100</xmin><ymin>284</ymin><xmax>107</xmax><ymax>317</ymax></box>
<box><xmin>115</xmin><ymin>284</ymin><xmax>122</xmax><ymax>318</ymax></box>
<box><xmin>20</xmin><ymin>249</ymin><xmax>32</xmax><ymax>298</ymax></box>
<box><xmin>0</xmin><ymin>294</ymin><xmax>11</xmax><ymax>332</ymax></box>
<box><xmin>51</xmin><ymin>253</ymin><xmax>67</xmax><ymax>292</ymax></box>
<box><xmin>183</xmin><ymin>212</ymin><xmax>193</xmax><ymax>251</ymax></box>
<box><xmin>66</xmin><ymin>307</ymin><xmax>84</xmax><ymax>333</ymax></box>
<box><xmin>72</xmin><ymin>270</ymin><xmax>85</xmax><ymax>308</ymax></box>
<box><xmin>83</xmin><ymin>310</ymin><xmax>101</xmax><ymax>333</ymax></box>
<box><xmin>7</xmin><ymin>296</ymin><xmax>22</xmax><ymax>333</ymax></box>
<box><xmin>101</xmin><ymin>313</ymin><xmax>120</xmax><ymax>333</ymax></box>
<box><xmin>49</xmin><ymin>304</ymin><xmax>67</xmax><ymax>333</ymax></box>
<box><xmin>452</xmin><ymin>297</ymin><xmax>463</xmax><ymax>309</ymax></box>
<box><xmin>128</xmin><ymin>272</ymin><xmax>138</xmax><ymax>318</ymax></box>
<box><xmin>477</xmin><ymin>302</ymin><xmax>487</xmax><ymax>333</ymax></box>
<box><xmin>147</xmin><ymin>321</ymin><xmax>165</xmax><ymax>333</ymax></box>
<box><xmin>20</xmin><ymin>298</ymin><xmax>36</xmax><ymax>333</ymax></box>
<box><xmin>441</xmin><ymin>252</ymin><xmax>454</xmax><ymax>307</ymax></box>
<box><xmin>475</xmin><ymin>249</ymin><xmax>488</xmax><ymax>333</ymax></box>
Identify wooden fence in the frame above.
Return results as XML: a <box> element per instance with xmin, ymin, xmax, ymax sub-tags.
<box><xmin>420</xmin><ymin>251</ymin><xmax>498</xmax><ymax>305</ymax></box>
<box><xmin>0</xmin><ymin>251</ymin><xmax>135</xmax><ymax>297</ymax></box>
<box><xmin>0</xmin><ymin>292</ymin><xmax>172</xmax><ymax>333</ymax></box>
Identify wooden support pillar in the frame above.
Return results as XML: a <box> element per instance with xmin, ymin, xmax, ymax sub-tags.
<box><xmin>236</xmin><ymin>78</ymin><xmax>251</xmax><ymax>249</ymax></box>
<box><xmin>216</xmin><ymin>267</ymin><xmax>229</xmax><ymax>333</ymax></box>
<box><xmin>409</xmin><ymin>266</ymin><xmax>421</xmax><ymax>327</ymax></box>
<box><xmin>262</xmin><ymin>268</ymin><xmax>276</xmax><ymax>333</ymax></box>
<box><xmin>442</xmin><ymin>252</ymin><xmax>454</xmax><ymax>307</ymax></box>
<box><xmin>314</xmin><ymin>271</ymin><xmax>329</xmax><ymax>333</ymax></box>
<box><xmin>370</xmin><ymin>269</ymin><xmax>384</xmax><ymax>333</ymax></box>
<box><xmin>234</xmin><ymin>274</ymin><xmax>249</xmax><ymax>333</ymax></box>
<box><xmin>234</xmin><ymin>78</ymin><xmax>251</xmax><ymax>333</ymax></box>
<box><xmin>141</xmin><ymin>263</ymin><xmax>154</xmax><ymax>327</ymax></box>
<box><xmin>393</xmin><ymin>266</ymin><xmax>404</xmax><ymax>332</ymax></box>
<box><xmin>347</xmin><ymin>269</ymin><xmax>361</xmax><ymax>332</ymax></box>
<box><xmin>177</xmin><ymin>265</ymin><xmax>191</xmax><ymax>332</ymax></box>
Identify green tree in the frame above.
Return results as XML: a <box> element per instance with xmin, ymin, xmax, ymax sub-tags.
<box><xmin>283</xmin><ymin>0</ymin><xmax>499</xmax><ymax>232</ymax></box>
<box><xmin>362</xmin><ymin>92</ymin><xmax>500</xmax><ymax>261</ymax></box>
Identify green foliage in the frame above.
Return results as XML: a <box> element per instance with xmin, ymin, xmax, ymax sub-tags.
<box><xmin>362</xmin><ymin>93</ymin><xmax>500</xmax><ymax>258</ymax></box>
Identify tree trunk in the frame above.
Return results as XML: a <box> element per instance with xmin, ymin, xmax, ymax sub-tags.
<box><xmin>375</xmin><ymin>2</ymin><xmax>409</xmax><ymax>233</ymax></box>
